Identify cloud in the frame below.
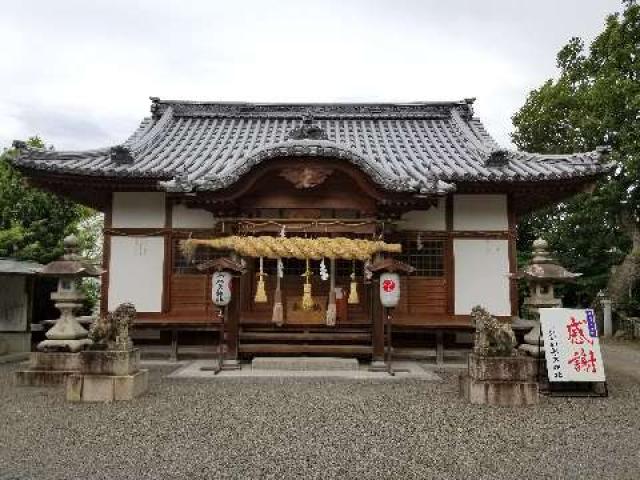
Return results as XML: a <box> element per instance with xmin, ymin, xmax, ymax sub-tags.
<box><xmin>0</xmin><ymin>0</ymin><xmax>623</xmax><ymax>150</ymax></box>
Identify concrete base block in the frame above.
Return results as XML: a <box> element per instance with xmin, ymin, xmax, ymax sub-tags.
<box><xmin>460</xmin><ymin>373</ymin><xmax>539</xmax><ymax>406</ymax></box>
<box><xmin>15</xmin><ymin>369</ymin><xmax>77</xmax><ymax>386</ymax></box>
<box><xmin>368</xmin><ymin>360</ymin><xmax>388</xmax><ymax>372</ymax></box>
<box><xmin>15</xmin><ymin>351</ymin><xmax>82</xmax><ymax>386</ymax></box>
<box><xmin>66</xmin><ymin>370</ymin><xmax>149</xmax><ymax>402</ymax></box>
<box><xmin>0</xmin><ymin>332</ymin><xmax>31</xmax><ymax>354</ymax></box>
<box><xmin>468</xmin><ymin>354</ymin><xmax>537</xmax><ymax>382</ymax></box>
<box><xmin>252</xmin><ymin>356</ymin><xmax>359</xmax><ymax>371</ymax></box>
<box><xmin>80</xmin><ymin>349</ymin><xmax>141</xmax><ymax>376</ymax></box>
<box><xmin>29</xmin><ymin>351</ymin><xmax>82</xmax><ymax>370</ymax></box>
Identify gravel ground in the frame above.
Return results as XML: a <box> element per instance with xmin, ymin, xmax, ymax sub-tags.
<box><xmin>1</xmin><ymin>346</ymin><xmax>639</xmax><ymax>480</ymax></box>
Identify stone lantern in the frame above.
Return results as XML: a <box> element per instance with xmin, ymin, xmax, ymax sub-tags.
<box><xmin>517</xmin><ymin>238</ymin><xmax>581</xmax><ymax>357</ymax></box>
<box><xmin>37</xmin><ymin>234</ymin><xmax>103</xmax><ymax>352</ymax></box>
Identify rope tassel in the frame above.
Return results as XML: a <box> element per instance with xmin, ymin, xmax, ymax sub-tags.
<box><xmin>254</xmin><ymin>257</ymin><xmax>267</xmax><ymax>303</ymax></box>
<box><xmin>301</xmin><ymin>259</ymin><xmax>314</xmax><ymax>311</ymax></box>
<box><xmin>272</xmin><ymin>258</ymin><xmax>284</xmax><ymax>326</ymax></box>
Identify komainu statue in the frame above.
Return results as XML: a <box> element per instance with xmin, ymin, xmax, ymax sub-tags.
<box><xmin>88</xmin><ymin>302</ymin><xmax>136</xmax><ymax>351</ymax></box>
<box><xmin>470</xmin><ymin>305</ymin><xmax>517</xmax><ymax>357</ymax></box>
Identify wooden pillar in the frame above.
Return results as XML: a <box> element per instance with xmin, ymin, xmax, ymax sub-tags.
<box><xmin>371</xmin><ymin>278</ymin><xmax>385</xmax><ymax>363</ymax></box>
<box><xmin>445</xmin><ymin>194</ymin><xmax>455</xmax><ymax>315</ymax></box>
<box><xmin>507</xmin><ymin>194</ymin><xmax>519</xmax><ymax>317</ymax></box>
<box><xmin>100</xmin><ymin>197</ymin><xmax>113</xmax><ymax>316</ymax></box>
<box><xmin>225</xmin><ymin>276</ymin><xmax>240</xmax><ymax>361</ymax></box>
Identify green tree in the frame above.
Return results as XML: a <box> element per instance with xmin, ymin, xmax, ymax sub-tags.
<box><xmin>512</xmin><ymin>2</ymin><xmax>640</xmax><ymax>309</ymax></box>
<box><xmin>0</xmin><ymin>137</ymin><xmax>92</xmax><ymax>264</ymax></box>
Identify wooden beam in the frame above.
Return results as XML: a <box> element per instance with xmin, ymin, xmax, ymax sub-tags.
<box><xmin>507</xmin><ymin>193</ymin><xmax>519</xmax><ymax>317</ymax></box>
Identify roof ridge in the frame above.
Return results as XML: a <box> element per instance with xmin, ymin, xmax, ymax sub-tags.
<box><xmin>149</xmin><ymin>97</ymin><xmax>477</xmax><ymax>120</ymax></box>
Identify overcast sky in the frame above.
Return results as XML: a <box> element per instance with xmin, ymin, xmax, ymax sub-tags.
<box><xmin>0</xmin><ymin>0</ymin><xmax>624</xmax><ymax>151</ymax></box>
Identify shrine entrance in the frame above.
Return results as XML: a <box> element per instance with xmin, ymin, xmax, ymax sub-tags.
<box><xmin>170</xmin><ymin>156</ymin><xmax>436</xmax><ymax>358</ymax></box>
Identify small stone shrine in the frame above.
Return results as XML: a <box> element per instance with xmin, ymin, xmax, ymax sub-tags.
<box><xmin>460</xmin><ymin>306</ymin><xmax>538</xmax><ymax>406</ymax></box>
<box><xmin>66</xmin><ymin>303</ymin><xmax>148</xmax><ymax>402</ymax></box>
<box><xmin>517</xmin><ymin>238</ymin><xmax>581</xmax><ymax>357</ymax></box>
<box><xmin>15</xmin><ymin>235</ymin><xmax>103</xmax><ymax>386</ymax></box>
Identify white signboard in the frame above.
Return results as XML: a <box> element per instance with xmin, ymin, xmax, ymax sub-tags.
<box><xmin>540</xmin><ymin>308</ymin><xmax>606</xmax><ymax>383</ymax></box>
<box><xmin>211</xmin><ymin>271</ymin><xmax>232</xmax><ymax>306</ymax></box>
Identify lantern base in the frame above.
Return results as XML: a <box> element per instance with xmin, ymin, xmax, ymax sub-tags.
<box><xmin>37</xmin><ymin>338</ymin><xmax>93</xmax><ymax>353</ymax></box>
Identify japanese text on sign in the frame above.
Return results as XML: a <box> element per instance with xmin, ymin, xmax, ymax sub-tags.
<box><xmin>540</xmin><ymin>308</ymin><xmax>606</xmax><ymax>383</ymax></box>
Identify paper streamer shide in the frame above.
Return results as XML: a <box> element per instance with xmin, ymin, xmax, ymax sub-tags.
<box><xmin>540</xmin><ymin>308</ymin><xmax>606</xmax><ymax>383</ymax></box>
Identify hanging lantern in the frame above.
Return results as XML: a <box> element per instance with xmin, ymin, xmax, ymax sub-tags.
<box><xmin>379</xmin><ymin>272</ymin><xmax>401</xmax><ymax>308</ymax></box>
<box><xmin>254</xmin><ymin>256</ymin><xmax>267</xmax><ymax>303</ymax></box>
<box><xmin>211</xmin><ymin>271</ymin><xmax>233</xmax><ymax>306</ymax></box>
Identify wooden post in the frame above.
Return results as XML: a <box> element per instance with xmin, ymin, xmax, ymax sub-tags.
<box><xmin>370</xmin><ymin>278</ymin><xmax>386</xmax><ymax>371</ymax></box>
<box><xmin>225</xmin><ymin>276</ymin><xmax>240</xmax><ymax>362</ymax></box>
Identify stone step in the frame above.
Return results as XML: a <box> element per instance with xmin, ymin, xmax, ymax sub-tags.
<box><xmin>251</xmin><ymin>356</ymin><xmax>360</xmax><ymax>371</ymax></box>
<box><xmin>241</xmin><ymin>343</ymin><xmax>372</xmax><ymax>356</ymax></box>
<box><xmin>239</xmin><ymin>331</ymin><xmax>371</xmax><ymax>342</ymax></box>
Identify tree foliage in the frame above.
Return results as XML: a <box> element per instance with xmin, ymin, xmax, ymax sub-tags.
<box><xmin>512</xmin><ymin>2</ymin><xmax>640</xmax><ymax>307</ymax></box>
<box><xmin>0</xmin><ymin>137</ymin><xmax>91</xmax><ymax>264</ymax></box>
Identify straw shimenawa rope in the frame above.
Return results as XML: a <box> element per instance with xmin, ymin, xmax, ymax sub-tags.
<box><xmin>181</xmin><ymin>236</ymin><xmax>401</xmax><ymax>261</ymax></box>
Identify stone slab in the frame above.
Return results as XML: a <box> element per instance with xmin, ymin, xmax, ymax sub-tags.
<box><xmin>170</xmin><ymin>360</ymin><xmax>441</xmax><ymax>381</ymax></box>
<box><xmin>460</xmin><ymin>373</ymin><xmax>539</xmax><ymax>406</ymax></box>
<box><xmin>15</xmin><ymin>369</ymin><xmax>77</xmax><ymax>386</ymax></box>
<box><xmin>0</xmin><ymin>332</ymin><xmax>30</xmax><ymax>353</ymax></box>
<box><xmin>80</xmin><ymin>349</ymin><xmax>141</xmax><ymax>376</ymax></box>
<box><xmin>251</xmin><ymin>356</ymin><xmax>359</xmax><ymax>371</ymax></box>
<box><xmin>467</xmin><ymin>354</ymin><xmax>537</xmax><ymax>382</ymax></box>
<box><xmin>28</xmin><ymin>351</ymin><xmax>82</xmax><ymax>371</ymax></box>
<box><xmin>66</xmin><ymin>370</ymin><xmax>149</xmax><ymax>402</ymax></box>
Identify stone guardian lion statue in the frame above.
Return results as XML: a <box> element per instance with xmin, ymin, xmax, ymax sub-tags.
<box><xmin>88</xmin><ymin>302</ymin><xmax>136</xmax><ymax>351</ymax></box>
<box><xmin>470</xmin><ymin>305</ymin><xmax>517</xmax><ymax>357</ymax></box>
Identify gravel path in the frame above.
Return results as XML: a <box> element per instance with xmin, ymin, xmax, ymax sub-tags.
<box><xmin>1</xmin><ymin>346</ymin><xmax>639</xmax><ymax>480</ymax></box>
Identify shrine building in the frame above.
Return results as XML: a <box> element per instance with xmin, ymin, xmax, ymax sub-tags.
<box><xmin>10</xmin><ymin>98</ymin><xmax>610</xmax><ymax>361</ymax></box>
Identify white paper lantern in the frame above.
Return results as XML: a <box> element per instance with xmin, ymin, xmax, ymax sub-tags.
<box><xmin>379</xmin><ymin>272</ymin><xmax>401</xmax><ymax>307</ymax></box>
<box><xmin>211</xmin><ymin>271</ymin><xmax>232</xmax><ymax>306</ymax></box>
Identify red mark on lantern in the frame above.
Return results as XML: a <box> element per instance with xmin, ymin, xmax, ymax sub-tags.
<box><xmin>382</xmin><ymin>279</ymin><xmax>396</xmax><ymax>292</ymax></box>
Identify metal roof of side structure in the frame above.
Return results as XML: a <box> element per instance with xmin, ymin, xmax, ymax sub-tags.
<box><xmin>10</xmin><ymin>98</ymin><xmax>612</xmax><ymax>196</ymax></box>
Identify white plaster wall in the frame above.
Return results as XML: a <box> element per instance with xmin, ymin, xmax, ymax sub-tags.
<box><xmin>453</xmin><ymin>194</ymin><xmax>508</xmax><ymax>231</ymax></box>
<box><xmin>108</xmin><ymin>236</ymin><xmax>165</xmax><ymax>312</ymax></box>
<box><xmin>397</xmin><ymin>198</ymin><xmax>446</xmax><ymax>231</ymax></box>
<box><xmin>172</xmin><ymin>203</ymin><xmax>216</xmax><ymax>229</ymax></box>
<box><xmin>454</xmin><ymin>239</ymin><xmax>511</xmax><ymax>316</ymax></box>
<box><xmin>112</xmin><ymin>192</ymin><xmax>166</xmax><ymax>228</ymax></box>
<box><xmin>0</xmin><ymin>275</ymin><xmax>27</xmax><ymax>331</ymax></box>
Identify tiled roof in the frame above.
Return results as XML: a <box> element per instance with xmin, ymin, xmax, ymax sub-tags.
<box><xmin>0</xmin><ymin>258</ymin><xmax>42</xmax><ymax>275</ymax></box>
<box><xmin>11</xmin><ymin>98</ymin><xmax>611</xmax><ymax>194</ymax></box>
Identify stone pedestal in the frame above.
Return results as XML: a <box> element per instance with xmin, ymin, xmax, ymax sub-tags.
<box><xmin>460</xmin><ymin>354</ymin><xmax>539</xmax><ymax>406</ymax></box>
<box><xmin>15</xmin><ymin>352</ymin><xmax>81</xmax><ymax>386</ymax></box>
<box><xmin>66</xmin><ymin>348</ymin><xmax>148</xmax><ymax>402</ymax></box>
<box><xmin>37</xmin><ymin>296</ymin><xmax>92</xmax><ymax>353</ymax></box>
<box><xmin>518</xmin><ymin>320</ymin><xmax>545</xmax><ymax>357</ymax></box>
